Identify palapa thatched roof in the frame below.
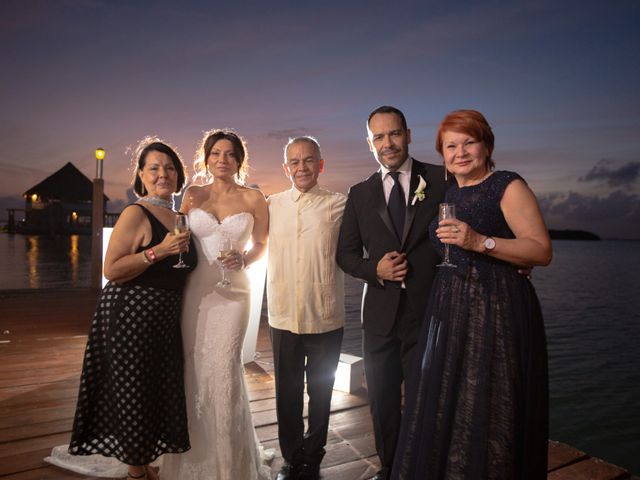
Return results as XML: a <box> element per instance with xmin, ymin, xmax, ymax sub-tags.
<box><xmin>23</xmin><ymin>162</ymin><xmax>109</xmax><ymax>202</ymax></box>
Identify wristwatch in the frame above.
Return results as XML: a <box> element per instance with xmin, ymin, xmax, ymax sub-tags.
<box><xmin>483</xmin><ymin>236</ymin><xmax>496</xmax><ymax>251</ymax></box>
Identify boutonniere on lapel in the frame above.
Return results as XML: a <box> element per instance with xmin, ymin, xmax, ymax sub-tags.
<box><xmin>411</xmin><ymin>175</ymin><xmax>427</xmax><ymax>205</ymax></box>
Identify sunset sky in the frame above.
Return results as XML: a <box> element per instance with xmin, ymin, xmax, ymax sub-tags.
<box><xmin>2</xmin><ymin>0</ymin><xmax>639</xmax><ymax>238</ymax></box>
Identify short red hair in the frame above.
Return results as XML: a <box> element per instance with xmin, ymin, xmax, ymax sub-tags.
<box><xmin>435</xmin><ymin>109</ymin><xmax>495</xmax><ymax>170</ymax></box>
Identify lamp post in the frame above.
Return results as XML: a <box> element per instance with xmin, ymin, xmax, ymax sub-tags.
<box><xmin>91</xmin><ymin>148</ymin><xmax>105</xmax><ymax>289</ymax></box>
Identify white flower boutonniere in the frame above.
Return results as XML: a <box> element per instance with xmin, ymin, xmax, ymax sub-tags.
<box><xmin>411</xmin><ymin>175</ymin><xmax>427</xmax><ymax>205</ymax></box>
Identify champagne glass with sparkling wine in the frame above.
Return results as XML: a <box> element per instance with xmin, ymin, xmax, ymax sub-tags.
<box><xmin>216</xmin><ymin>237</ymin><xmax>233</xmax><ymax>288</ymax></box>
<box><xmin>173</xmin><ymin>214</ymin><xmax>189</xmax><ymax>269</ymax></box>
<box><xmin>437</xmin><ymin>203</ymin><xmax>458</xmax><ymax>268</ymax></box>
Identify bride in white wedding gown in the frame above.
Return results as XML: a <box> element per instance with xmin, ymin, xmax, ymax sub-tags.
<box><xmin>162</xmin><ymin>129</ymin><xmax>270</xmax><ymax>480</ymax></box>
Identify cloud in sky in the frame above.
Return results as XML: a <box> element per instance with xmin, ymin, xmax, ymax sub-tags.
<box><xmin>537</xmin><ymin>158</ymin><xmax>640</xmax><ymax>238</ymax></box>
<box><xmin>579</xmin><ymin>159</ymin><xmax>640</xmax><ymax>187</ymax></box>
<box><xmin>539</xmin><ymin>189</ymin><xmax>640</xmax><ymax>239</ymax></box>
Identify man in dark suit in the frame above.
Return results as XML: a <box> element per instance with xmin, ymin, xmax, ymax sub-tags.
<box><xmin>336</xmin><ymin>106</ymin><xmax>448</xmax><ymax>480</ymax></box>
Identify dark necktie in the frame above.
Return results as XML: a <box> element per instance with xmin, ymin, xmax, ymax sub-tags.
<box><xmin>388</xmin><ymin>171</ymin><xmax>405</xmax><ymax>241</ymax></box>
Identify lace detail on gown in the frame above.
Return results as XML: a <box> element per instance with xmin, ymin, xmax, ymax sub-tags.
<box><xmin>161</xmin><ymin>209</ymin><xmax>272</xmax><ymax>480</ymax></box>
<box><xmin>392</xmin><ymin>172</ymin><xmax>548</xmax><ymax>480</ymax></box>
<box><xmin>44</xmin><ymin>445</ymin><xmax>130</xmax><ymax>478</ymax></box>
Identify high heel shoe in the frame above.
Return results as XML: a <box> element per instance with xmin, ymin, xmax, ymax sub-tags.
<box><xmin>145</xmin><ymin>465</ymin><xmax>160</xmax><ymax>480</ymax></box>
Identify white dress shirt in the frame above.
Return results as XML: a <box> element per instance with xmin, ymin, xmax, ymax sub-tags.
<box><xmin>267</xmin><ymin>184</ymin><xmax>347</xmax><ymax>334</ymax></box>
<box><xmin>379</xmin><ymin>157</ymin><xmax>413</xmax><ymax>288</ymax></box>
<box><xmin>379</xmin><ymin>157</ymin><xmax>413</xmax><ymax>205</ymax></box>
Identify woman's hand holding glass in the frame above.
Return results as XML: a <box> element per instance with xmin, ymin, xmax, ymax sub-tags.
<box><xmin>216</xmin><ymin>238</ymin><xmax>244</xmax><ymax>288</ymax></box>
<box><xmin>436</xmin><ymin>217</ymin><xmax>483</xmax><ymax>253</ymax></box>
<box><xmin>436</xmin><ymin>203</ymin><xmax>457</xmax><ymax>267</ymax></box>
<box><xmin>219</xmin><ymin>247</ymin><xmax>244</xmax><ymax>271</ymax></box>
<box><xmin>151</xmin><ymin>228</ymin><xmax>190</xmax><ymax>263</ymax></box>
<box><xmin>173</xmin><ymin>214</ymin><xmax>190</xmax><ymax>268</ymax></box>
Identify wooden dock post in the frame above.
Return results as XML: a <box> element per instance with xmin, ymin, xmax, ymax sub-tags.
<box><xmin>90</xmin><ymin>178</ymin><xmax>104</xmax><ymax>289</ymax></box>
<box><xmin>90</xmin><ymin>148</ymin><xmax>105</xmax><ymax>289</ymax></box>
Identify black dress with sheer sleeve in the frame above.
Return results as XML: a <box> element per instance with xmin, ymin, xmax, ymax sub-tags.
<box><xmin>392</xmin><ymin>171</ymin><xmax>548</xmax><ymax>479</ymax></box>
<box><xmin>67</xmin><ymin>204</ymin><xmax>198</xmax><ymax>466</ymax></box>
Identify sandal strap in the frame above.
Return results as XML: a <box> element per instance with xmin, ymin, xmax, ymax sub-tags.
<box><xmin>145</xmin><ymin>466</ymin><xmax>159</xmax><ymax>476</ymax></box>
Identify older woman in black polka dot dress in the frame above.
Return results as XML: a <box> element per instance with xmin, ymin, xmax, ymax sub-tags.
<box><xmin>52</xmin><ymin>138</ymin><xmax>197</xmax><ymax>480</ymax></box>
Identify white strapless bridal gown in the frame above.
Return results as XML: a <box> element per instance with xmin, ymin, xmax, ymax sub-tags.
<box><xmin>162</xmin><ymin>209</ymin><xmax>271</xmax><ymax>480</ymax></box>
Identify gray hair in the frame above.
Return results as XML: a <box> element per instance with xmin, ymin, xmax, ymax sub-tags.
<box><xmin>283</xmin><ymin>136</ymin><xmax>322</xmax><ymax>163</ymax></box>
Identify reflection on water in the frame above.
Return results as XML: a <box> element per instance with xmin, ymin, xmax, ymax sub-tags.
<box><xmin>0</xmin><ymin>234</ymin><xmax>91</xmax><ymax>290</ymax></box>
<box><xmin>70</xmin><ymin>234</ymin><xmax>79</xmax><ymax>284</ymax></box>
<box><xmin>28</xmin><ymin>236</ymin><xmax>39</xmax><ymax>288</ymax></box>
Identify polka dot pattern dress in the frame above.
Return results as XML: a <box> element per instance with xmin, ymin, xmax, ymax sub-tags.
<box><xmin>68</xmin><ymin>204</ymin><xmax>197</xmax><ymax>465</ymax></box>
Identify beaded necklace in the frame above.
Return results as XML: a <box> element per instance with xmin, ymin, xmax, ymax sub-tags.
<box><xmin>138</xmin><ymin>195</ymin><xmax>175</xmax><ymax>210</ymax></box>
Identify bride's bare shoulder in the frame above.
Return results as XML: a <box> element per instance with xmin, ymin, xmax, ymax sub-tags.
<box><xmin>182</xmin><ymin>184</ymin><xmax>210</xmax><ymax>211</ymax></box>
<box><xmin>240</xmin><ymin>185</ymin><xmax>267</xmax><ymax>204</ymax></box>
<box><xmin>186</xmin><ymin>184</ymin><xmax>209</xmax><ymax>196</ymax></box>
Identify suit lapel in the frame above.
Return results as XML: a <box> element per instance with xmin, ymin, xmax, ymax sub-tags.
<box><xmin>369</xmin><ymin>172</ymin><xmax>397</xmax><ymax>243</ymax></box>
<box><xmin>401</xmin><ymin>160</ymin><xmax>422</xmax><ymax>247</ymax></box>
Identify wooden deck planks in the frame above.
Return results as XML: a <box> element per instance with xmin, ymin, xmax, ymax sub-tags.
<box><xmin>0</xmin><ymin>289</ymin><xmax>379</xmax><ymax>479</ymax></box>
<box><xmin>547</xmin><ymin>457</ymin><xmax>629</xmax><ymax>480</ymax></box>
<box><xmin>0</xmin><ymin>289</ymin><xmax>636</xmax><ymax>479</ymax></box>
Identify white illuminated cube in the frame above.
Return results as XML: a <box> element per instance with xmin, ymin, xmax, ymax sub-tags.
<box><xmin>333</xmin><ymin>353</ymin><xmax>364</xmax><ymax>393</ymax></box>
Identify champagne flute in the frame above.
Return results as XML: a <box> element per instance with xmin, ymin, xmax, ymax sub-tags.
<box><xmin>216</xmin><ymin>237</ymin><xmax>233</xmax><ymax>288</ymax></box>
<box><xmin>437</xmin><ymin>203</ymin><xmax>457</xmax><ymax>268</ymax></box>
<box><xmin>172</xmin><ymin>214</ymin><xmax>189</xmax><ymax>269</ymax></box>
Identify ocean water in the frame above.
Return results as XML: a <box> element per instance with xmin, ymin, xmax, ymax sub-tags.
<box><xmin>0</xmin><ymin>234</ymin><xmax>638</xmax><ymax>473</ymax></box>
<box><xmin>0</xmin><ymin>234</ymin><xmax>91</xmax><ymax>289</ymax></box>
<box><xmin>536</xmin><ymin>240</ymin><xmax>640</xmax><ymax>474</ymax></box>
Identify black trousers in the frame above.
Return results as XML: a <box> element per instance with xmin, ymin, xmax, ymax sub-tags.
<box><xmin>363</xmin><ymin>290</ymin><xmax>421</xmax><ymax>478</ymax></box>
<box><xmin>270</xmin><ymin>326</ymin><xmax>344</xmax><ymax>466</ymax></box>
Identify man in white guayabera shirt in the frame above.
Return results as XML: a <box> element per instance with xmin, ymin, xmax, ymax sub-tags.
<box><xmin>267</xmin><ymin>136</ymin><xmax>346</xmax><ymax>480</ymax></box>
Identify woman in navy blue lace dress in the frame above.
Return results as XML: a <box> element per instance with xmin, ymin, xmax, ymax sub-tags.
<box><xmin>392</xmin><ymin>110</ymin><xmax>552</xmax><ymax>479</ymax></box>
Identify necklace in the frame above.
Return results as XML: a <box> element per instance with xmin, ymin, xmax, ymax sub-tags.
<box><xmin>138</xmin><ymin>195</ymin><xmax>175</xmax><ymax>210</ymax></box>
